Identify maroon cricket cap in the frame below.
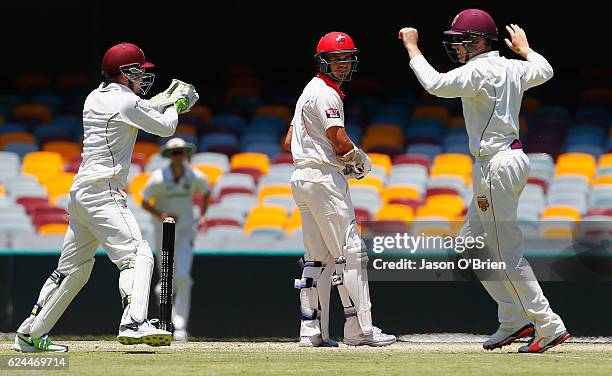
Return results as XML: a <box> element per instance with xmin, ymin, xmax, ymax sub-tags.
<box><xmin>444</xmin><ymin>9</ymin><xmax>498</xmax><ymax>40</ymax></box>
<box><xmin>101</xmin><ymin>42</ymin><xmax>155</xmax><ymax>75</ymax></box>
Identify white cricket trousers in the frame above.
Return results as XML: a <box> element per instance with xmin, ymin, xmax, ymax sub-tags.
<box><xmin>291</xmin><ymin>169</ymin><xmax>373</xmax><ymax>338</ymax></box>
<box><xmin>460</xmin><ymin>149</ymin><xmax>566</xmax><ymax>337</ymax></box>
<box><xmin>17</xmin><ymin>181</ymin><xmax>153</xmax><ymax>337</ymax></box>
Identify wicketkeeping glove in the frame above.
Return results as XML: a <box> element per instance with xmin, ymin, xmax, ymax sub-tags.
<box><xmin>338</xmin><ymin>146</ymin><xmax>372</xmax><ymax>180</ymax></box>
<box><xmin>149</xmin><ymin>79</ymin><xmax>199</xmax><ymax>114</ymax></box>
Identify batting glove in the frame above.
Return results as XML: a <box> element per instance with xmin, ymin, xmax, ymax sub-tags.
<box><xmin>338</xmin><ymin>146</ymin><xmax>372</xmax><ymax>179</ymax></box>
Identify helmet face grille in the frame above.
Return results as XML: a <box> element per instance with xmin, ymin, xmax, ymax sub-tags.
<box><xmin>314</xmin><ymin>50</ymin><xmax>359</xmax><ymax>82</ymax></box>
<box><xmin>119</xmin><ymin>64</ymin><xmax>155</xmax><ymax>95</ymax></box>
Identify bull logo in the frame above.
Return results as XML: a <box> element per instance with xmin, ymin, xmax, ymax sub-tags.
<box><xmin>477</xmin><ymin>195</ymin><xmax>489</xmax><ymax>212</ymax></box>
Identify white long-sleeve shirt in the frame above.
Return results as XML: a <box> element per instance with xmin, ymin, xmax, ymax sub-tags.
<box><xmin>72</xmin><ymin>83</ymin><xmax>178</xmax><ymax>190</ymax></box>
<box><xmin>410</xmin><ymin>51</ymin><xmax>553</xmax><ymax>157</ymax></box>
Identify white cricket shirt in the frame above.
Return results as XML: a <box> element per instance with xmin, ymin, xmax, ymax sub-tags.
<box><xmin>72</xmin><ymin>83</ymin><xmax>178</xmax><ymax>190</ymax></box>
<box><xmin>410</xmin><ymin>51</ymin><xmax>553</xmax><ymax>157</ymax></box>
<box><xmin>290</xmin><ymin>73</ymin><xmax>346</xmax><ymax>182</ymax></box>
<box><xmin>142</xmin><ymin>163</ymin><xmax>208</xmax><ymax>229</ymax></box>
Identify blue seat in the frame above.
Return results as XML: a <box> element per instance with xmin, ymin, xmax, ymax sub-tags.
<box><xmin>0</xmin><ymin>123</ymin><xmax>28</xmax><ymax>135</ymax></box>
<box><xmin>536</xmin><ymin>105</ymin><xmax>571</xmax><ymax>119</ymax></box>
<box><xmin>566</xmin><ymin>125</ymin><xmax>606</xmax><ymax>139</ymax></box>
<box><xmin>241</xmin><ymin>133</ymin><xmax>279</xmax><ymax>148</ymax></box>
<box><xmin>33</xmin><ymin>124</ymin><xmax>76</xmax><ymax>143</ymax></box>
<box><xmin>564</xmin><ymin>133</ymin><xmax>604</xmax><ymax>147</ymax></box>
<box><xmin>3</xmin><ymin>142</ymin><xmax>39</xmax><ymax>158</ymax></box>
<box><xmin>405</xmin><ymin>143</ymin><xmax>443</xmax><ymax>161</ymax></box>
<box><xmin>369</xmin><ymin>115</ymin><xmax>408</xmax><ymax>128</ymax></box>
<box><xmin>199</xmin><ymin>133</ymin><xmax>239</xmax><ymax>151</ymax></box>
<box><xmin>445</xmin><ymin>143</ymin><xmax>471</xmax><ymax>155</ymax></box>
<box><xmin>32</xmin><ymin>94</ymin><xmax>63</xmax><ymax>111</ymax></box>
<box><xmin>564</xmin><ymin>144</ymin><xmax>604</xmax><ymax>157</ymax></box>
<box><xmin>211</xmin><ymin>114</ymin><xmax>246</xmax><ymax>133</ymax></box>
<box><xmin>244</xmin><ymin>143</ymin><xmax>281</xmax><ymax>158</ymax></box>
<box><xmin>247</xmin><ymin>116</ymin><xmax>286</xmax><ymax>134</ymax></box>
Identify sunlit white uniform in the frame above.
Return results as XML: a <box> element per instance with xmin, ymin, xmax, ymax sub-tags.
<box><xmin>142</xmin><ymin>164</ymin><xmax>208</xmax><ymax>332</ymax></box>
<box><xmin>17</xmin><ymin>82</ymin><xmax>178</xmax><ymax>338</ymax></box>
<box><xmin>410</xmin><ymin>51</ymin><xmax>566</xmax><ymax>337</ymax></box>
<box><xmin>291</xmin><ymin>73</ymin><xmax>373</xmax><ymax>339</ymax></box>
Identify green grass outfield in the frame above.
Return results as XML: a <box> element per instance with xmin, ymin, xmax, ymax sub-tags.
<box><xmin>1</xmin><ymin>340</ymin><xmax>611</xmax><ymax>375</ymax></box>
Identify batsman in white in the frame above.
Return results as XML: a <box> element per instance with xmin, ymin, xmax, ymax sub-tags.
<box><xmin>141</xmin><ymin>137</ymin><xmax>210</xmax><ymax>342</ymax></box>
<box><xmin>284</xmin><ymin>31</ymin><xmax>396</xmax><ymax>347</ymax></box>
<box><xmin>399</xmin><ymin>9</ymin><xmax>570</xmax><ymax>353</ymax></box>
<box><xmin>13</xmin><ymin>42</ymin><xmax>199</xmax><ymax>352</ymax></box>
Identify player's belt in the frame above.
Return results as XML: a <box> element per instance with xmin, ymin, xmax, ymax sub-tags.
<box><xmin>510</xmin><ymin>139</ymin><xmax>523</xmax><ymax>150</ymax></box>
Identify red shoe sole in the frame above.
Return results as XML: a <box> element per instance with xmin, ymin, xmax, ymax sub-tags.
<box><xmin>484</xmin><ymin>326</ymin><xmax>535</xmax><ymax>350</ymax></box>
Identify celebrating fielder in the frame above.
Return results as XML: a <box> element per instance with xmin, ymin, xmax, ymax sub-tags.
<box><xmin>285</xmin><ymin>31</ymin><xmax>396</xmax><ymax>347</ymax></box>
<box><xmin>13</xmin><ymin>42</ymin><xmax>199</xmax><ymax>352</ymax></box>
<box><xmin>399</xmin><ymin>9</ymin><xmax>570</xmax><ymax>353</ymax></box>
<box><xmin>141</xmin><ymin>137</ymin><xmax>210</xmax><ymax>342</ymax></box>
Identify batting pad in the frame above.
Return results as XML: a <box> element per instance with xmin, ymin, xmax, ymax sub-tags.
<box><xmin>27</xmin><ymin>258</ymin><xmax>95</xmax><ymax>338</ymax></box>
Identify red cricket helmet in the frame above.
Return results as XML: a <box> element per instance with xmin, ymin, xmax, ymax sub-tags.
<box><xmin>102</xmin><ymin>42</ymin><xmax>154</xmax><ymax>75</ymax></box>
<box><xmin>314</xmin><ymin>32</ymin><xmax>359</xmax><ymax>82</ymax></box>
<box><xmin>101</xmin><ymin>42</ymin><xmax>155</xmax><ymax>95</ymax></box>
<box><xmin>442</xmin><ymin>9</ymin><xmax>498</xmax><ymax>64</ymax></box>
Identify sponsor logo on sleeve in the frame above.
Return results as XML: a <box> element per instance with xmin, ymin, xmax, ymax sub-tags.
<box><xmin>325</xmin><ymin>108</ymin><xmax>341</xmax><ymax>118</ymax></box>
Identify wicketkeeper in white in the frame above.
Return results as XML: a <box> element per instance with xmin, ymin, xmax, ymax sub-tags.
<box><xmin>284</xmin><ymin>31</ymin><xmax>395</xmax><ymax>347</ymax></box>
<box><xmin>13</xmin><ymin>42</ymin><xmax>199</xmax><ymax>352</ymax></box>
<box><xmin>141</xmin><ymin>137</ymin><xmax>210</xmax><ymax>342</ymax></box>
<box><xmin>399</xmin><ymin>9</ymin><xmax>570</xmax><ymax>353</ymax></box>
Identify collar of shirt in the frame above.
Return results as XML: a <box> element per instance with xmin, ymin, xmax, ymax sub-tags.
<box><xmin>468</xmin><ymin>50</ymin><xmax>500</xmax><ymax>64</ymax></box>
<box><xmin>163</xmin><ymin>163</ymin><xmax>191</xmax><ymax>184</ymax></box>
<box><xmin>98</xmin><ymin>82</ymin><xmax>132</xmax><ymax>93</ymax></box>
<box><xmin>315</xmin><ymin>73</ymin><xmax>345</xmax><ymax>101</ymax></box>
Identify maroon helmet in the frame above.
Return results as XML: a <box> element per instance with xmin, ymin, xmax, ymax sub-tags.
<box><xmin>314</xmin><ymin>32</ymin><xmax>359</xmax><ymax>82</ymax></box>
<box><xmin>442</xmin><ymin>9</ymin><xmax>498</xmax><ymax>63</ymax></box>
<box><xmin>101</xmin><ymin>42</ymin><xmax>155</xmax><ymax>95</ymax></box>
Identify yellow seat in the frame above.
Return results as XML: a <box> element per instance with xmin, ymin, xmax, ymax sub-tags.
<box><xmin>430</xmin><ymin>165</ymin><xmax>472</xmax><ymax>181</ymax></box>
<box><xmin>382</xmin><ymin>186</ymin><xmax>420</xmax><ymax>203</ymax></box>
<box><xmin>176</xmin><ymin>123</ymin><xmax>197</xmax><ymax>137</ymax></box>
<box><xmin>362</xmin><ymin>133</ymin><xmax>403</xmax><ymax>150</ymax></box>
<box><xmin>38</xmin><ymin>223</ymin><xmax>68</xmax><ymax>235</ymax></box>
<box><xmin>194</xmin><ymin>164</ymin><xmax>224</xmax><ymax>186</ymax></box>
<box><xmin>594</xmin><ymin>176</ymin><xmax>612</xmax><ymax>186</ymax></box>
<box><xmin>0</xmin><ymin>132</ymin><xmax>36</xmax><ymax>149</ymax></box>
<box><xmin>448</xmin><ymin>116</ymin><xmax>465</xmax><ymax>129</ymax></box>
<box><xmin>418</xmin><ymin>195</ymin><xmax>465</xmax><ymax>219</ymax></box>
<box><xmin>365</xmin><ymin>124</ymin><xmax>403</xmax><ymax>138</ymax></box>
<box><xmin>433</xmin><ymin>153</ymin><xmax>473</xmax><ymax>169</ymax></box>
<box><xmin>42</xmin><ymin>141</ymin><xmax>82</xmax><ymax>162</ymax></box>
<box><xmin>128</xmin><ymin>172</ymin><xmax>151</xmax><ymax>205</ymax></box>
<box><xmin>542</xmin><ymin>228</ymin><xmax>574</xmax><ymax>239</ymax></box>
<box><xmin>22</xmin><ymin>151</ymin><xmax>64</xmax><ymax>183</ymax></box>
<box><xmin>598</xmin><ymin>153</ymin><xmax>612</xmax><ymax>168</ymax></box>
<box><xmin>244</xmin><ymin>205</ymin><xmax>288</xmax><ymax>235</ymax></box>
<box><xmin>556</xmin><ymin>153</ymin><xmax>597</xmax><ymax>180</ymax></box>
<box><xmin>258</xmin><ymin>184</ymin><xmax>292</xmax><ymax>203</ymax></box>
<box><xmin>521</xmin><ymin>96</ymin><xmax>541</xmax><ymax>116</ymax></box>
<box><xmin>231</xmin><ymin>152</ymin><xmax>270</xmax><ymax>175</ymax></box>
<box><xmin>285</xmin><ymin>208</ymin><xmax>302</xmax><ymax>235</ymax></box>
<box><xmin>413</xmin><ymin>105</ymin><xmax>450</xmax><ymax>123</ymax></box>
<box><xmin>368</xmin><ymin>153</ymin><xmax>392</xmax><ymax>176</ymax></box>
<box><xmin>0</xmin><ymin>184</ymin><xmax>5</xmax><ymax>196</ymax></box>
<box><xmin>254</xmin><ymin>105</ymin><xmax>293</xmax><ymax>124</ymax></box>
<box><xmin>541</xmin><ymin>205</ymin><xmax>581</xmax><ymax>221</ymax></box>
<box><xmin>134</xmin><ymin>142</ymin><xmax>160</xmax><ymax>164</ymax></box>
<box><xmin>375</xmin><ymin>204</ymin><xmax>414</xmax><ymax>224</ymax></box>
<box><xmin>42</xmin><ymin>172</ymin><xmax>75</xmax><ymax>205</ymax></box>
<box><xmin>13</xmin><ymin>104</ymin><xmax>52</xmax><ymax>123</ymax></box>
<box><xmin>348</xmin><ymin>176</ymin><xmax>385</xmax><ymax>195</ymax></box>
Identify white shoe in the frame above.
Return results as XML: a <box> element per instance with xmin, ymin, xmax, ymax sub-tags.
<box><xmin>344</xmin><ymin>326</ymin><xmax>396</xmax><ymax>347</ymax></box>
<box><xmin>299</xmin><ymin>335</ymin><xmax>339</xmax><ymax>347</ymax></box>
<box><xmin>117</xmin><ymin>320</ymin><xmax>172</xmax><ymax>347</ymax></box>
<box><xmin>173</xmin><ymin>329</ymin><xmax>189</xmax><ymax>342</ymax></box>
<box><xmin>483</xmin><ymin>324</ymin><xmax>534</xmax><ymax>350</ymax></box>
<box><xmin>13</xmin><ymin>333</ymin><xmax>68</xmax><ymax>353</ymax></box>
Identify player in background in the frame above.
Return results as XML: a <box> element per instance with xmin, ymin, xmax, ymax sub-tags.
<box><xmin>398</xmin><ymin>9</ymin><xmax>570</xmax><ymax>353</ymax></box>
<box><xmin>141</xmin><ymin>137</ymin><xmax>210</xmax><ymax>342</ymax></box>
<box><xmin>284</xmin><ymin>31</ymin><xmax>396</xmax><ymax>347</ymax></box>
<box><xmin>13</xmin><ymin>42</ymin><xmax>199</xmax><ymax>352</ymax></box>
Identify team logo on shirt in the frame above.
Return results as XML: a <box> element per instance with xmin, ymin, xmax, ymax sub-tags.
<box><xmin>477</xmin><ymin>195</ymin><xmax>489</xmax><ymax>212</ymax></box>
<box><xmin>325</xmin><ymin>108</ymin><xmax>340</xmax><ymax>118</ymax></box>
